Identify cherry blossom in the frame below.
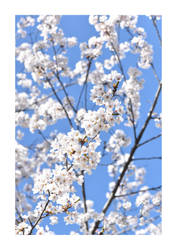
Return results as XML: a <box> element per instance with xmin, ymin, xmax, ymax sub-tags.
<box><xmin>15</xmin><ymin>15</ymin><xmax>161</xmax><ymax>235</ymax></box>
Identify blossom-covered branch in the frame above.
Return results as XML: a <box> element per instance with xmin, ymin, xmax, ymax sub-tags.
<box><xmin>15</xmin><ymin>15</ymin><xmax>161</xmax><ymax>235</ymax></box>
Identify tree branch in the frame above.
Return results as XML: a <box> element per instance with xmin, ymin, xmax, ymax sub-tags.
<box><xmin>28</xmin><ymin>197</ymin><xmax>50</xmax><ymax>235</ymax></box>
<box><xmin>37</xmin><ymin>129</ymin><xmax>51</xmax><ymax>145</ymax></box>
<box><xmin>50</xmin><ymin>40</ymin><xmax>77</xmax><ymax>114</ymax></box>
<box><xmin>150</xmin><ymin>62</ymin><xmax>161</xmax><ymax>85</ymax></box>
<box><xmin>55</xmin><ymin>72</ymin><xmax>77</xmax><ymax>113</ymax></box>
<box><xmin>137</xmin><ymin>133</ymin><xmax>161</xmax><ymax>148</ymax></box>
<box><xmin>76</xmin><ymin>59</ymin><xmax>92</xmax><ymax>111</ymax></box>
<box><xmin>132</xmin><ymin>156</ymin><xmax>161</xmax><ymax>161</ymax></box>
<box><xmin>15</xmin><ymin>83</ymin><xmax>76</xmax><ymax>113</ymax></box>
<box><xmin>47</xmin><ymin>77</ymin><xmax>74</xmax><ymax>128</ymax></box>
<box><xmin>151</xmin><ymin>16</ymin><xmax>162</xmax><ymax>46</ymax></box>
<box><xmin>81</xmin><ymin>170</ymin><xmax>89</xmax><ymax>231</ymax></box>
<box><xmin>128</xmin><ymin>98</ymin><xmax>137</xmax><ymax>142</ymax></box>
<box><xmin>114</xmin><ymin>185</ymin><xmax>161</xmax><ymax>198</ymax></box>
<box><xmin>111</xmin><ymin>41</ymin><xmax>127</xmax><ymax>84</ymax></box>
<box><xmin>91</xmin><ymin>82</ymin><xmax>162</xmax><ymax>234</ymax></box>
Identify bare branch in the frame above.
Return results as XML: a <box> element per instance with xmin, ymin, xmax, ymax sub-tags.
<box><xmin>37</xmin><ymin>129</ymin><xmax>51</xmax><ymax>145</ymax></box>
<box><xmin>81</xmin><ymin>170</ymin><xmax>89</xmax><ymax>231</ymax></box>
<box><xmin>111</xmin><ymin>41</ymin><xmax>127</xmax><ymax>84</ymax></box>
<box><xmin>55</xmin><ymin>72</ymin><xmax>77</xmax><ymax>113</ymax></box>
<box><xmin>151</xmin><ymin>16</ymin><xmax>162</xmax><ymax>46</ymax></box>
<box><xmin>137</xmin><ymin>133</ymin><xmax>161</xmax><ymax>148</ymax></box>
<box><xmin>128</xmin><ymin>98</ymin><xmax>137</xmax><ymax>142</ymax></box>
<box><xmin>76</xmin><ymin>59</ymin><xmax>92</xmax><ymax>111</ymax></box>
<box><xmin>150</xmin><ymin>63</ymin><xmax>161</xmax><ymax>85</ymax></box>
<box><xmin>114</xmin><ymin>185</ymin><xmax>161</xmax><ymax>198</ymax></box>
<box><xmin>132</xmin><ymin>156</ymin><xmax>161</xmax><ymax>161</ymax></box>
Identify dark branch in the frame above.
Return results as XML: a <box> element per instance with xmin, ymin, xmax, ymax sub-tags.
<box><xmin>150</xmin><ymin>63</ymin><xmax>161</xmax><ymax>85</ymax></box>
<box><xmin>28</xmin><ymin>197</ymin><xmax>50</xmax><ymax>235</ymax></box>
<box><xmin>76</xmin><ymin>59</ymin><xmax>92</xmax><ymax>111</ymax></box>
<box><xmin>81</xmin><ymin>170</ymin><xmax>89</xmax><ymax>231</ymax></box>
<box><xmin>132</xmin><ymin>156</ymin><xmax>161</xmax><ymax>161</ymax></box>
<box><xmin>47</xmin><ymin>77</ymin><xmax>74</xmax><ymax>128</ymax></box>
<box><xmin>151</xmin><ymin>16</ymin><xmax>162</xmax><ymax>46</ymax></box>
<box><xmin>114</xmin><ymin>185</ymin><xmax>161</xmax><ymax>198</ymax></box>
<box><xmin>111</xmin><ymin>41</ymin><xmax>127</xmax><ymax>84</ymax></box>
<box><xmin>137</xmin><ymin>134</ymin><xmax>161</xmax><ymax>148</ymax></box>
<box><xmin>51</xmin><ymin>41</ymin><xmax>77</xmax><ymax>114</ymax></box>
<box><xmin>37</xmin><ymin>129</ymin><xmax>51</xmax><ymax>145</ymax></box>
<box><xmin>128</xmin><ymin>98</ymin><xmax>137</xmax><ymax>142</ymax></box>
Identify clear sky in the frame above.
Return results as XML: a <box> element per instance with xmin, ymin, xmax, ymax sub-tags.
<box><xmin>15</xmin><ymin>15</ymin><xmax>161</xmax><ymax>235</ymax></box>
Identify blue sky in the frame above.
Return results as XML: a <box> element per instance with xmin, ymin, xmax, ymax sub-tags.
<box><xmin>15</xmin><ymin>15</ymin><xmax>161</xmax><ymax>235</ymax></box>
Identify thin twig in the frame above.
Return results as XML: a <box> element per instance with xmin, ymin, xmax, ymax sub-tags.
<box><xmin>128</xmin><ymin>98</ymin><xmax>137</xmax><ymax>142</ymax></box>
<box><xmin>111</xmin><ymin>41</ymin><xmax>127</xmax><ymax>84</ymax></box>
<box><xmin>117</xmin><ymin>215</ymin><xmax>160</xmax><ymax>235</ymax></box>
<box><xmin>37</xmin><ymin>129</ymin><xmax>51</xmax><ymax>145</ymax></box>
<box><xmin>76</xmin><ymin>59</ymin><xmax>92</xmax><ymax>111</ymax></box>
<box><xmin>51</xmin><ymin>40</ymin><xmax>77</xmax><ymax>114</ymax></box>
<box><xmin>137</xmin><ymin>134</ymin><xmax>161</xmax><ymax>148</ymax></box>
<box><xmin>132</xmin><ymin>156</ymin><xmax>161</xmax><ymax>161</ymax></box>
<box><xmin>150</xmin><ymin>62</ymin><xmax>161</xmax><ymax>85</ymax></box>
<box><xmin>15</xmin><ymin>207</ymin><xmax>23</xmax><ymax>223</ymax></box>
<box><xmin>115</xmin><ymin>185</ymin><xmax>161</xmax><ymax>198</ymax></box>
<box><xmin>81</xmin><ymin>170</ymin><xmax>89</xmax><ymax>231</ymax></box>
<box><xmin>84</xmin><ymin>77</ymin><xmax>88</xmax><ymax>111</ymax></box>
<box><xmin>15</xmin><ymin>83</ymin><xmax>76</xmax><ymax>113</ymax></box>
<box><xmin>47</xmin><ymin>78</ymin><xmax>73</xmax><ymax>128</ymax></box>
<box><xmin>55</xmin><ymin>72</ymin><xmax>77</xmax><ymax>113</ymax></box>
<box><xmin>151</xmin><ymin>16</ymin><xmax>162</xmax><ymax>46</ymax></box>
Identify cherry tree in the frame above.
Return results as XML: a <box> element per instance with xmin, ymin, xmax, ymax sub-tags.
<box><xmin>15</xmin><ymin>15</ymin><xmax>162</xmax><ymax>235</ymax></box>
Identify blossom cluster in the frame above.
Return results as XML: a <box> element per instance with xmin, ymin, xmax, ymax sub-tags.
<box><xmin>49</xmin><ymin>129</ymin><xmax>101</xmax><ymax>174</ymax></box>
<box><xmin>118</xmin><ymin>67</ymin><xmax>144</xmax><ymax>126</ymax></box>
<box><xmin>106</xmin><ymin>129</ymin><xmax>131</xmax><ymax>160</ymax></box>
<box><xmin>33</xmin><ymin>165</ymin><xmax>81</xmax><ymax>204</ymax></box>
